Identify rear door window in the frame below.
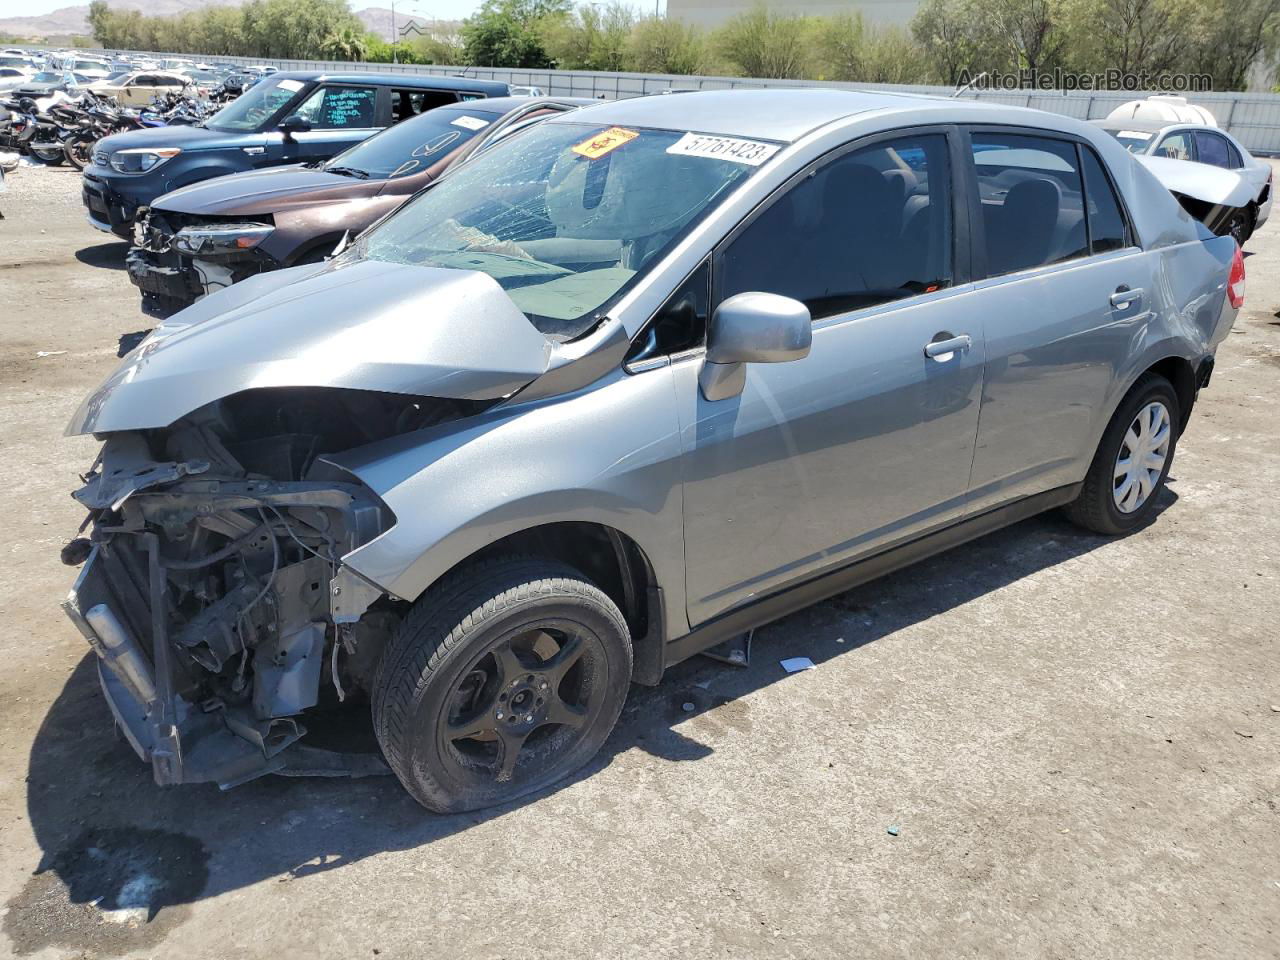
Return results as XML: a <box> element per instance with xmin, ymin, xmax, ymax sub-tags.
<box><xmin>1193</xmin><ymin>131</ymin><xmax>1232</xmax><ymax>168</ymax></box>
<box><xmin>390</xmin><ymin>88</ymin><xmax>459</xmax><ymax>122</ymax></box>
<box><xmin>294</xmin><ymin>85</ymin><xmax>378</xmax><ymax>129</ymax></box>
<box><xmin>969</xmin><ymin>133</ymin><xmax>1088</xmax><ymax>277</ymax></box>
<box><xmin>718</xmin><ymin>132</ymin><xmax>953</xmax><ymax>319</ymax></box>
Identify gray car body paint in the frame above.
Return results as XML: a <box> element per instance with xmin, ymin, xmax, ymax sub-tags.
<box><xmin>68</xmin><ymin>89</ymin><xmax>1239</xmax><ymax>643</ymax></box>
<box><xmin>66</xmin><ymin>259</ymin><xmax>554</xmax><ymax>435</ymax></box>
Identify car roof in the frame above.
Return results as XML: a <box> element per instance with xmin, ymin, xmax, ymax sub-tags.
<box><xmin>543</xmin><ymin>87</ymin><xmax>1005</xmax><ymax>143</ymax></box>
<box><xmin>1092</xmin><ymin>118</ymin><xmax>1223</xmax><ymax>134</ymax></box>
<box><xmin>269</xmin><ymin>70</ymin><xmax>508</xmax><ymax>95</ymax></box>
<box><xmin>452</xmin><ymin>95</ymin><xmax>596</xmax><ymax>114</ymax></box>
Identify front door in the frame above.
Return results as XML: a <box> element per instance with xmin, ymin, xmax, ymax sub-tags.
<box><xmin>678</xmin><ymin>130</ymin><xmax>986</xmax><ymax>625</ymax></box>
<box><xmin>276</xmin><ymin>83</ymin><xmax>381</xmax><ymax>164</ymax></box>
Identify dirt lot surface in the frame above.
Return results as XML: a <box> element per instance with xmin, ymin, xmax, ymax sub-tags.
<box><xmin>0</xmin><ymin>163</ymin><xmax>1277</xmax><ymax>960</ymax></box>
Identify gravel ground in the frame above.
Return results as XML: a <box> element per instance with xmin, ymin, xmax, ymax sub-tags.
<box><xmin>0</xmin><ymin>162</ymin><xmax>1277</xmax><ymax>960</ymax></box>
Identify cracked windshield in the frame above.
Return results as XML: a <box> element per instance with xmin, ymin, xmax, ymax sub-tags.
<box><xmin>354</xmin><ymin>122</ymin><xmax>770</xmax><ymax>338</ymax></box>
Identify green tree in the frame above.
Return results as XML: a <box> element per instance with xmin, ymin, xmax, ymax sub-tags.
<box><xmin>87</xmin><ymin>0</ymin><xmax>112</xmax><ymax>44</ymax></box>
<box><xmin>322</xmin><ymin>24</ymin><xmax>368</xmax><ymax>60</ymax></box>
<box><xmin>715</xmin><ymin>5</ymin><xmax>813</xmax><ymax>79</ymax></box>
<box><xmin>912</xmin><ymin>0</ymin><xmax>989</xmax><ymax>84</ymax></box>
<box><xmin>410</xmin><ymin>33</ymin><xmax>465</xmax><ymax>64</ymax></box>
<box><xmin>627</xmin><ymin>15</ymin><xmax>705</xmax><ymax>74</ymax></box>
<box><xmin>1181</xmin><ymin>0</ymin><xmax>1280</xmax><ymax>90</ymax></box>
<box><xmin>861</xmin><ymin>26</ymin><xmax>933</xmax><ymax>83</ymax></box>
<box><xmin>813</xmin><ymin>12</ymin><xmax>865</xmax><ymax>81</ymax></box>
<box><xmin>461</xmin><ymin>0</ymin><xmax>570</xmax><ymax>68</ymax></box>
<box><xmin>544</xmin><ymin>2</ymin><xmax>635</xmax><ymax>70</ymax></box>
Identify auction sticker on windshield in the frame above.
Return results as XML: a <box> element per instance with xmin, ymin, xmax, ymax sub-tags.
<box><xmin>666</xmin><ymin>132</ymin><xmax>779</xmax><ymax>166</ymax></box>
<box><xmin>452</xmin><ymin>115</ymin><xmax>491</xmax><ymax>131</ymax></box>
<box><xmin>572</xmin><ymin>127</ymin><xmax>639</xmax><ymax>159</ymax></box>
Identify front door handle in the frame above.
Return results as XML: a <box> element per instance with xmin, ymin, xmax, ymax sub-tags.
<box><xmin>924</xmin><ymin>334</ymin><xmax>972</xmax><ymax>360</ymax></box>
<box><xmin>1110</xmin><ymin>286</ymin><xmax>1143</xmax><ymax>308</ymax></box>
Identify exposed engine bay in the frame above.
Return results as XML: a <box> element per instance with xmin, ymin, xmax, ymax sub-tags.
<box><xmin>63</xmin><ymin>388</ymin><xmax>485</xmax><ymax>788</ymax></box>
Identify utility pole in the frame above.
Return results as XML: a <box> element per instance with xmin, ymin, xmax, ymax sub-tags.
<box><xmin>391</xmin><ymin>0</ymin><xmax>398</xmax><ymax>64</ymax></box>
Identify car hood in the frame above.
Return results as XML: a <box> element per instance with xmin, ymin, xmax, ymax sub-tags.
<box><xmin>1137</xmin><ymin>155</ymin><xmax>1255</xmax><ymax>208</ymax></box>
<box><xmin>67</xmin><ymin>258</ymin><xmax>557</xmax><ymax>436</ymax></box>
<box><xmin>96</xmin><ymin>123</ymin><xmax>259</xmax><ymax>156</ymax></box>
<box><xmin>153</xmin><ymin>164</ymin><xmax>377</xmax><ymax>216</ymax></box>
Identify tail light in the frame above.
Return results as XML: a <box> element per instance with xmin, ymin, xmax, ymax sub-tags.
<box><xmin>1228</xmin><ymin>244</ymin><xmax>1246</xmax><ymax>309</ymax></box>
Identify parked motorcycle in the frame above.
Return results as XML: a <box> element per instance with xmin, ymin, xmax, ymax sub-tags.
<box><xmin>62</xmin><ymin>95</ymin><xmax>165</xmax><ymax>170</ymax></box>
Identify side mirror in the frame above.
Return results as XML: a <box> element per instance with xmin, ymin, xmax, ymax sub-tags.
<box><xmin>279</xmin><ymin>114</ymin><xmax>311</xmax><ymax>140</ymax></box>
<box><xmin>699</xmin><ymin>292</ymin><xmax>811</xmax><ymax>401</ymax></box>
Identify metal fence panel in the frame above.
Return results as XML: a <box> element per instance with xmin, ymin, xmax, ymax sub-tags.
<box><xmin>41</xmin><ymin>46</ymin><xmax>1280</xmax><ymax>154</ymax></box>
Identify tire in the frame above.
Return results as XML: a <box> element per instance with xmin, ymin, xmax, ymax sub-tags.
<box><xmin>1227</xmin><ymin>204</ymin><xmax>1256</xmax><ymax>247</ymax></box>
<box><xmin>372</xmin><ymin>555</ymin><xmax>633</xmax><ymax>813</ymax></box>
<box><xmin>1064</xmin><ymin>373</ymin><xmax>1180</xmax><ymax>535</ymax></box>
<box><xmin>29</xmin><ymin>146</ymin><xmax>65</xmax><ymax>166</ymax></box>
<box><xmin>64</xmin><ymin>134</ymin><xmax>94</xmax><ymax>170</ymax></box>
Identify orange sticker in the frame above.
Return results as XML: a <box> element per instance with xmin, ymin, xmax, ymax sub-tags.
<box><xmin>571</xmin><ymin>126</ymin><xmax>639</xmax><ymax>160</ymax></box>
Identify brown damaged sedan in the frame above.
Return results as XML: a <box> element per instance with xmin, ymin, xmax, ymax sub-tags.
<box><xmin>126</xmin><ymin>96</ymin><xmax>589</xmax><ymax>314</ymax></box>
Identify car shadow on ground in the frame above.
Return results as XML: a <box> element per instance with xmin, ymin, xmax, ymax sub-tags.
<box><xmin>5</xmin><ymin>486</ymin><xmax>1179</xmax><ymax>954</ymax></box>
<box><xmin>75</xmin><ymin>242</ymin><xmax>128</xmax><ymax>270</ymax></box>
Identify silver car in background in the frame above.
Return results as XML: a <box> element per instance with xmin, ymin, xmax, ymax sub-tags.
<box><xmin>1093</xmin><ymin>117</ymin><xmax>1273</xmax><ymax>243</ymax></box>
<box><xmin>61</xmin><ymin>89</ymin><xmax>1243</xmax><ymax>813</ymax></box>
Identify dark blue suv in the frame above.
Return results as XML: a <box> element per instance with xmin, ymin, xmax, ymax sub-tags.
<box><xmin>83</xmin><ymin>71</ymin><xmax>509</xmax><ymax>237</ymax></box>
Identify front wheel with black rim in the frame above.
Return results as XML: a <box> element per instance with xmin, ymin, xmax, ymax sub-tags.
<box><xmin>372</xmin><ymin>556</ymin><xmax>633</xmax><ymax>813</ymax></box>
<box><xmin>1064</xmin><ymin>372</ymin><xmax>1180</xmax><ymax>535</ymax></box>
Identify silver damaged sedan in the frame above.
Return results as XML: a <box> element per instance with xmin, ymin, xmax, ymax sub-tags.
<box><xmin>62</xmin><ymin>89</ymin><xmax>1244</xmax><ymax>812</ymax></box>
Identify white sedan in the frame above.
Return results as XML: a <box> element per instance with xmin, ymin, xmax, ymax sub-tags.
<box><xmin>1093</xmin><ymin>117</ymin><xmax>1272</xmax><ymax>243</ymax></box>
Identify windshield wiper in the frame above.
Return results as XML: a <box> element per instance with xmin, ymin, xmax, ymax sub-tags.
<box><xmin>325</xmin><ymin>165</ymin><xmax>370</xmax><ymax>179</ymax></box>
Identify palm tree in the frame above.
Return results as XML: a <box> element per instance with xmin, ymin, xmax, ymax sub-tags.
<box><xmin>323</xmin><ymin>26</ymin><xmax>368</xmax><ymax>61</ymax></box>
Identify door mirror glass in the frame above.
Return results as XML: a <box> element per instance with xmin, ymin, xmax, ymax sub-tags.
<box><xmin>700</xmin><ymin>292</ymin><xmax>811</xmax><ymax>401</ymax></box>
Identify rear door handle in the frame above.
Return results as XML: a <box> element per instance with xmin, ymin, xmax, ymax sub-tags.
<box><xmin>1110</xmin><ymin>286</ymin><xmax>1143</xmax><ymax>308</ymax></box>
<box><xmin>924</xmin><ymin>334</ymin><xmax>972</xmax><ymax>359</ymax></box>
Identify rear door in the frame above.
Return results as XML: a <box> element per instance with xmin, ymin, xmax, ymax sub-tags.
<box><xmin>961</xmin><ymin>128</ymin><xmax>1156</xmax><ymax>513</ymax></box>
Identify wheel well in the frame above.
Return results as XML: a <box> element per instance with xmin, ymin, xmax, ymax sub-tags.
<box><xmin>1147</xmin><ymin>356</ymin><xmax>1196</xmax><ymax>431</ymax></box>
<box><xmin>458</xmin><ymin>522</ymin><xmax>663</xmax><ymax>679</ymax></box>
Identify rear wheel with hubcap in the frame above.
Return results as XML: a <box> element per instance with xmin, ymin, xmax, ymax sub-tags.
<box><xmin>1065</xmin><ymin>372</ymin><xmax>1180</xmax><ymax>535</ymax></box>
<box><xmin>373</xmin><ymin>556</ymin><xmax>633</xmax><ymax>813</ymax></box>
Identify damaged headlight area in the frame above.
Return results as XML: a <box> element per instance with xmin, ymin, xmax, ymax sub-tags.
<box><xmin>172</xmin><ymin>223</ymin><xmax>274</xmax><ymax>257</ymax></box>
<box><xmin>62</xmin><ymin>387</ymin><xmax>484</xmax><ymax>789</ymax></box>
